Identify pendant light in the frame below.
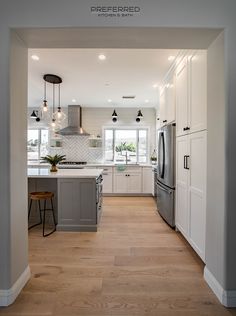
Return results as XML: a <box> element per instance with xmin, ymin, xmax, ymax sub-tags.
<box><xmin>136</xmin><ymin>110</ymin><xmax>143</xmax><ymax>122</ymax></box>
<box><xmin>42</xmin><ymin>80</ymin><xmax>48</xmax><ymax>113</ymax></box>
<box><xmin>42</xmin><ymin>74</ymin><xmax>66</xmax><ymax>129</ymax></box>
<box><xmin>112</xmin><ymin>110</ymin><xmax>118</xmax><ymax>122</ymax></box>
<box><xmin>30</xmin><ymin>110</ymin><xmax>41</xmax><ymax>122</ymax></box>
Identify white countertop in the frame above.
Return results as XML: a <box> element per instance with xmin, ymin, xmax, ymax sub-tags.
<box><xmin>28</xmin><ymin>168</ymin><xmax>103</xmax><ymax>178</ymax></box>
<box><xmin>27</xmin><ymin>162</ymin><xmax>153</xmax><ymax>168</ymax></box>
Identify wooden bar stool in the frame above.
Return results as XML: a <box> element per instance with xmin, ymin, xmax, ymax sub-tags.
<box><xmin>28</xmin><ymin>191</ymin><xmax>57</xmax><ymax>237</ymax></box>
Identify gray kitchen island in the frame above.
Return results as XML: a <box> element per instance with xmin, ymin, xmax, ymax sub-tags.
<box><xmin>28</xmin><ymin>168</ymin><xmax>103</xmax><ymax>232</ymax></box>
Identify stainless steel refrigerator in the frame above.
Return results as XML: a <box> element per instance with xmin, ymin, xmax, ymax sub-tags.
<box><xmin>156</xmin><ymin>123</ymin><xmax>175</xmax><ymax>227</ymax></box>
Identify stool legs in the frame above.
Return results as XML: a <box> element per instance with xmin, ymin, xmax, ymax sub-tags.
<box><xmin>28</xmin><ymin>197</ymin><xmax>57</xmax><ymax>237</ymax></box>
<box><xmin>28</xmin><ymin>199</ymin><xmax>42</xmax><ymax>230</ymax></box>
<box><xmin>42</xmin><ymin>198</ymin><xmax>57</xmax><ymax>237</ymax></box>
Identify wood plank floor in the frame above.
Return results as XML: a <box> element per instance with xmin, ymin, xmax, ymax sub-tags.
<box><xmin>1</xmin><ymin>196</ymin><xmax>236</xmax><ymax>316</ymax></box>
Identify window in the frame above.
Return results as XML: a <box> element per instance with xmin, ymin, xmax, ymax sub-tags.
<box><xmin>27</xmin><ymin>129</ymin><xmax>49</xmax><ymax>160</ymax></box>
<box><xmin>104</xmin><ymin>128</ymin><xmax>148</xmax><ymax>163</ymax></box>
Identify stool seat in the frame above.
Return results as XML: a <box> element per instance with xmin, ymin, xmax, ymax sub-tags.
<box><xmin>29</xmin><ymin>191</ymin><xmax>54</xmax><ymax>200</ymax></box>
<box><xmin>28</xmin><ymin>191</ymin><xmax>56</xmax><ymax>237</ymax></box>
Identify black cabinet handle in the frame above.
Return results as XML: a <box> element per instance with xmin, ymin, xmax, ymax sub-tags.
<box><xmin>183</xmin><ymin>126</ymin><xmax>191</xmax><ymax>131</ymax></box>
<box><xmin>157</xmin><ymin>118</ymin><xmax>160</xmax><ymax>121</ymax></box>
<box><xmin>186</xmin><ymin>155</ymin><xmax>190</xmax><ymax>170</ymax></box>
<box><xmin>163</xmin><ymin>120</ymin><xmax>167</xmax><ymax>123</ymax></box>
<box><xmin>184</xmin><ymin>155</ymin><xmax>187</xmax><ymax>169</ymax></box>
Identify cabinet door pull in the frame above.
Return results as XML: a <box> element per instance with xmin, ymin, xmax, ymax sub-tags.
<box><xmin>185</xmin><ymin>127</ymin><xmax>190</xmax><ymax>131</ymax></box>
<box><xmin>186</xmin><ymin>155</ymin><xmax>190</xmax><ymax>170</ymax></box>
<box><xmin>163</xmin><ymin>120</ymin><xmax>167</xmax><ymax>123</ymax></box>
<box><xmin>184</xmin><ymin>155</ymin><xmax>187</xmax><ymax>169</ymax></box>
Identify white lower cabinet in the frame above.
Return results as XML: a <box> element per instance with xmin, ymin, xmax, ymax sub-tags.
<box><xmin>142</xmin><ymin>167</ymin><xmax>153</xmax><ymax>194</ymax></box>
<box><xmin>100</xmin><ymin>167</ymin><xmax>113</xmax><ymax>193</ymax></box>
<box><xmin>176</xmin><ymin>130</ymin><xmax>207</xmax><ymax>261</ymax></box>
<box><xmin>114</xmin><ymin>167</ymin><xmax>142</xmax><ymax>193</ymax></box>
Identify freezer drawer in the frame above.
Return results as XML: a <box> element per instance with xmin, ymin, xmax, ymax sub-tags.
<box><xmin>156</xmin><ymin>181</ymin><xmax>175</xmax><ymax>227</ymax></box>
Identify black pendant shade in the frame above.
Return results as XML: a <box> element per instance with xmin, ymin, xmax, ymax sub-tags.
<box><xmin>30</xmin><ymin>110</ymin><xmax>38</xmax><ymax>118</ymax></box>
<box><xmin>112</xmin><ymin>110</ymin><xmax>118</xmax><ymax>122</ymax></box>
<box><xmin>136</xmin><ymin>110</ymin><xmax>143</xmax><ymax>122</ymax></box>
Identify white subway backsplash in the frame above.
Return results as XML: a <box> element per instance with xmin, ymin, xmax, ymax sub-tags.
<box><xmin>49</xmin><ymin>136</ymin><xmax>103</xmax><ymax>163</ymax></box>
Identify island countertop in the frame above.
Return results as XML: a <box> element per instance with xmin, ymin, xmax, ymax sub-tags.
<box><xmin>28</xmin><ymin>168</ymin><xmax>103</xmax><ymax>178</ymax></box>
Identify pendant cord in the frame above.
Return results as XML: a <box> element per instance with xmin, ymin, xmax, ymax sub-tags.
<box><xmin>53</xmin><ymin>83</ymin><xmax>55</xmax><ymax>114</ymax></box>
<box><xmin>58</xmin><ymin>84</ymin><xmax>60</xmax><ymax>109</ymax></box>
<box><xmin>44</xmin><ymin>80</ymin><xmax>46</xmax><ymax>101</ymax></box>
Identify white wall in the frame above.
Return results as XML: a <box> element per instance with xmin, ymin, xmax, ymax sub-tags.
<box><xmin>1</xmin><ymin>0</ymin><xmax>236</xmax><ymax>307</ymax></box>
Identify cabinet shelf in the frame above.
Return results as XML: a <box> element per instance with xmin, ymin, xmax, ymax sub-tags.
<box><xmin>88</xmin><ymin>137</ymin><xmax>102</xmax><ymax>148</ymax></box>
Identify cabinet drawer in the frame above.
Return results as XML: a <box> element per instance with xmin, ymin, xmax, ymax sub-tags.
<box><xmin>98</xmin><ymin>166</ymin><xmax>113</xmax><ymax>173</ymax></box>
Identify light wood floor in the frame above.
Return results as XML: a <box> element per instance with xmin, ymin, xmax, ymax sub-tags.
<box><xmin>1</xmin><ymin>197</ymin><xmax>236</xmax><ymax>316</ymax></box>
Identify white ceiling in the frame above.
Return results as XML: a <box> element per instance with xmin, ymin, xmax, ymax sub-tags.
<box><xmin>28</xmin><ymin>48</ymin><xmax>180</xmax><ymax>108</ymax></box>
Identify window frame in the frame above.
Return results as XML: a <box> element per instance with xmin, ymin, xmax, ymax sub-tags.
<box><xmin>102</xmin><ymin>126</ymin><xmax>150</xmax><ymax>163</ymax></box>
<box><xmin>27</xmin><ymin>128</ymin><xmax>49</xmax><ymax>161</ymax></box>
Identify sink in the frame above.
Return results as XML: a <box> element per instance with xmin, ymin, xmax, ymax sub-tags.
<box><xmin>115</xmin><ymin>163</ymin><xmax>140</xmax><ymax>166</ymax></box>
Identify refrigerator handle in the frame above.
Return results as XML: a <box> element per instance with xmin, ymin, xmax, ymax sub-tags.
<box><xmin>160</xmin><ymin>132</ymin><xmax>165</xmax><ymax>179</ymax></box>
<box><xmin>156</xmin><ymin>181</ymin><xmax>172</xmax><ymax>194</ymax></box>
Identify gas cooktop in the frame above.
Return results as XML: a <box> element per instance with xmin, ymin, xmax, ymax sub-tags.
<box><xmin>59</xmin><ymin>161</ymin><xmax>87</xmax><ymax>165</ymax></box>
<box><xmin>58</xmin><ymin>161</ymin><xmax>87</xmax><ymax>168</ymax></box>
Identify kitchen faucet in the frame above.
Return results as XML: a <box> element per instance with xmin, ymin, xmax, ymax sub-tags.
<box><xmin>125</xmin><ymin>151</ymin><xmax>129</xmax><ymax>164</ymax></box>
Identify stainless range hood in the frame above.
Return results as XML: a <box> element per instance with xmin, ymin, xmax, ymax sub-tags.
<box><xmin>56</xmin><ymin>105</ymin><xmax>90</xmax><ymax>136</ymax></box>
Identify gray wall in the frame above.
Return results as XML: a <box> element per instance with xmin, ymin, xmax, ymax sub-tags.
<box><xmin>206</xmin><ymin>32</ymin><xmax>226</xmax><ymax>287</ymax></box>
<box><xmin>10</xmin><ymin>32</ymin><xmax>29</xmax><ymax>285</ymax></box>
<box><xmin>0</xmin><ymin>0</ymin><xmax>236</xmax><ymax>301</ymax></box>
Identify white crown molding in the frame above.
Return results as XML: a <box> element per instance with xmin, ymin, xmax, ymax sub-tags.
<box><xmin>204</xmin><ymin>267</ymin><xmax>236</xmax><ymax>307</ymax></box>
<box><xmin>0</xmin><ymin>266</ymin><xmax>31</xmax><ymax>306</ymax></box>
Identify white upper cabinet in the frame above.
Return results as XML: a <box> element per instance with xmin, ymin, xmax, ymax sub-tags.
<box><xmin>159</xmin><ymin>70</ymin><xmax>176</xmax><ymax>127</ymax></box>
<box><xmin>176</xmin><ymin>57</ymin><xmax>189</xmax><ymax>137</ymax></box>
<box><xmin>176</xmin><ymin>51</ymin><xmax>207</xmax><ymax>137</ymax></box>
<box><xmin>165</xmin><ymin>71</ymin><xmax>176</xmax><ymax>124</ymax></box>
<box><xmin>189</xmin><ymin>50</ymin><xmax>207</xmax><ymax>133</ymax></box>
<box><xmin>159</xmin><ymin>87</ymin><xmax>166</xmax><ymax>127</ymax></box>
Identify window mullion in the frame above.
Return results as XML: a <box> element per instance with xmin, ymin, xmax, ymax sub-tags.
<box><xmin>38</xmin><ymin>129</ymin><xmax>41</xmax><ymax>160</ymax></box>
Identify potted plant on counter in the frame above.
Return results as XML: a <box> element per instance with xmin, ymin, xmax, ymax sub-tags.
<box><xmin>41</xmin><ymin>154</ymin><xmax>66</xmax><ymax>172</ymax></box>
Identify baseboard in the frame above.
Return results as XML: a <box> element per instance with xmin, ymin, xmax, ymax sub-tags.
<box><xmin>0</xmin><ymin>265</ymin><xmax>31</xmax><ymax>306</ymax></box>
<box><xmin>204</xmin><ymin>267</ymin><xmax>236</xmax><ymax>307</ymax></box>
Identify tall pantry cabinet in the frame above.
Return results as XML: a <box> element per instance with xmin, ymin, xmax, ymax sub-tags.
<box><xmin>175</xmin><ymin>50</ymin><xmax>207</xmax><ymax>262</ymax></box>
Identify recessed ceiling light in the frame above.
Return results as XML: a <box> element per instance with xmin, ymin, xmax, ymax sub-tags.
<box><xmin>98</xmin><ymin>54</ymin><xmax>106</xmax><ymax>61</ymax></box>
<box><xmin>72</xmin><ymin>98</ymin><xmax>77</xmax><ymax>103</ymax></box>
<box><xmin>31</xmin><ymin>55</ymin><xmax>39</xmax><ymax>61</ymax></box>
<box><xmin>168</xmin><ymin>55</ymin><xmax>175</xmax><ymax>61</ymax></box>
<box><xmin>145</xmin><ymin>99</ymin><xmax>149</xmax><ymax>103</ymax></box>
<box><xmin>107</xmin><ymin>99</ymin><xmax>112</xmax><ymax>103</ymax></box>
<box><xmin>152</xmin><ymin>84</ymin><xmax>158</xmax><ymax>89</ymax></box>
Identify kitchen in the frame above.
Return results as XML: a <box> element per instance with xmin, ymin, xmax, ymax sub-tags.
<box><xmin>0</xmin><ymin>17</ymin><xmax>234</xmax><ymax>314</ymax></box>
<box><xmin>26</xmin><ymin>47</ymin><xmax>208</xmax><ymax>275</ymax></box>
<box><xmin>27</xmin><ymin>49</ymin><xmax>177</xmax><ymax>233</ymax></box>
